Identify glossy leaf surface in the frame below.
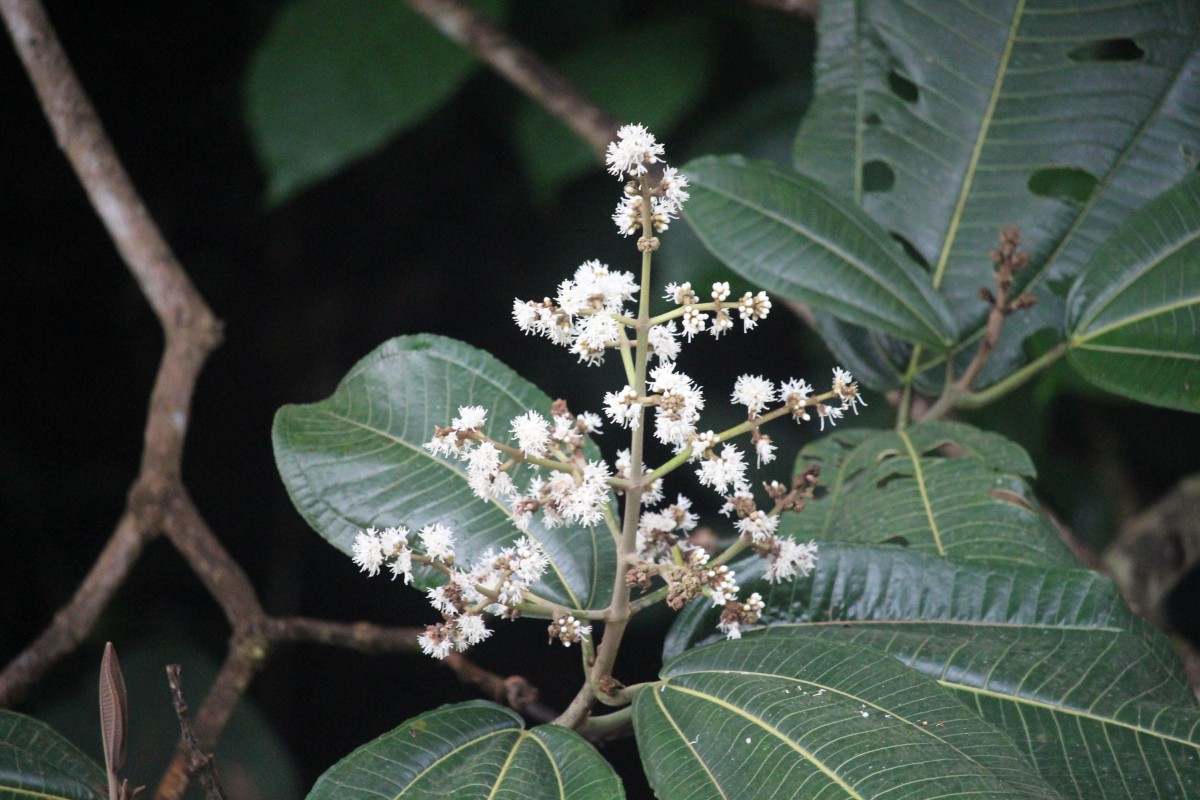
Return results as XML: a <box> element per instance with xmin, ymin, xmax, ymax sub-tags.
<box><xmin>635</xmin><ymin>636</ymin><xmax>1060</xmax><ymax>800</ymax></box>
<box><xmin>682</xmin><ymin>155</ymin><xmax>956</xmax><ymax>349</ymax></box>
<box><xmin>667</xmin><ymin>546</ymin><xmax>1200</xmax><ymax>800</ymax></box>
<box><xmin>792</xmin><ymin>0</ymin><xmax>1200</xmax><ymax>387</ymax></box>
<box><xmin>0</xmin><ymin>711</ymin><xmax>106</xmax><ymax>800</ymax></box>
<box><xmin>1067</xmin><ymin>172</ymin><xmax>1200</xmax><ymax>412</ymax></box>
<box><xmin>273</xmin><ymin>334</ymin><xmax>614</xmax><ymax>610</ymax></box>
<box><xmin>308</xmin><ymin>701</ymin><xmax>623</xmax><ymax>800</ymax></box>
<box><xmin>778</xmin><ymin>421</ymin><xmax>1074</xmax><ymax>566</ymax></box>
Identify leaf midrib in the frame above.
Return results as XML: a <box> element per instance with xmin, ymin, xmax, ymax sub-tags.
<box><xmin>931</xmin><ymin>0</ymin><xmax>1026</xmax><ymax>290</ymax></box>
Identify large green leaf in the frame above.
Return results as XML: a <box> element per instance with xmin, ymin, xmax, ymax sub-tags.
<box><xmin>0</xmin><ymin>711</ymin><xmax>106</xmax><ymax>800</ymax></box>
<box><xmin>1067</xmin><ymin>173</ymin><xmax>1200</xmax><ymax>412</ymax></box>
<box><xmin>245</xmin><ymin>0</ymin><xmax>502</xmax><ymax>203</ymax></box>
<box><xmin>665</xmin><ymin>546</ymin><xmax>1200</xmax><ymax>800</ymax></box>
<box><xmin>794</xmin><ymin>0</ymin><xmax>1200</xmax><ymax>387</ymax></box>
<box><xmin>273</xmin><ymin>334</ymin><xmax>615</xmax><ymax>610</ymax></box>
<box><xmin>779</xmin><ymin>421</ymin><xmax>1075</xmax><ymax>566</ymax></box>
<box><xmin>513</xmin><ymin>18</ymin><xmax>716</xmax><ymax>198</ymax></box>
<box><xmin>308</xmin><ymin>701</ymin><xmax>623</xmax><ymax>799</ymax></box>
<box><xmin>634</xmin><ymin>635</ymin><xmax>1060</xmax><ymax>800</ymax></box>
<box><xmin>682</xmin><ymin>155</ymin><xmax>956</xmax><ymax>349</ymax></box>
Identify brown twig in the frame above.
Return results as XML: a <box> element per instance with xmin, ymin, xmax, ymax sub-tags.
<box><xmin>165</xmin><ymin>665</ymin><xmax>227</xmax><ymax>800</ymax></box>
<box><xmin>0</xmin><ymin>0</ymin><xmax>221</xmax><ymax>706</ymax></box>
<box><xmin>403</xmin><ymin>0</ymin><xmax>621</xmax><ymax>160</ymax></box>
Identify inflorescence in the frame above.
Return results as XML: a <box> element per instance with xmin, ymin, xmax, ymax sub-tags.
<box><xmin>348</xmin><ymin>125</ymin><xmax>865</xmax><ymax>657</ymax></box>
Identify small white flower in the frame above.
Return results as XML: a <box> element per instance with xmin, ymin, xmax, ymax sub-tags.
<box><xmin>766</xmin><ymin>538</ymin><xmax>819</xmax><ymax>583</ymax></box>
<box><xmin>452</xmin><ymin>406</ymin><xmax>488</xmax><ymax>432</ymax></box>
<box><xmin>512</xmin><ymin>536</ymin><xmax>550</xmax><ymax>584</ymax></box>
<box><xmin>681</xmin><ymin>305</ymin><xmax>707</xmax><ymax>340</ymax></box>
<box><xmin>605</xmin><ymin>123</ymin><xmax>665</xmax><ymax>177</ymax></box>
<box><xmin>603</xmin><ymin>385</ymin><xmax>641</xmax><ymax>429</ymax></box>
<box><xmin>510</xmin><ymin>410</ymin><xmax>550</xmax><ymax>457</ymax></box>
<box><xmin>575</xmin><ymin>313</ymin><xmax>620</xmax><ymax>350</ymax></box>
<box><xmin>738</xmin><ymin>291</ymin><xmax>772</xmax><ymax>331</ymax></box>
<box><xmin>576</xmin><ymin>411</ymin><xmax>603</xmax><ymax>434</ymax></box>
<box><xmin>832</xmin><ymin>367</ymin><xmax>868</xmax><ymax>414</ymax></box>
<box><xmin>696</xmin><ymin>446</ymin><xmax>749</xmax><ymax>495</ymax></box>
<box><xmin>780</xmin><ymin>378</ymin><xmax>813</xmax><ymax>421</ymax></box>
<box><xmin>351</xmin><ymin>528</ymin><xmax>384</xmax><ymax>577</ymax></box>
<box><xmin>736</xmin><ymin>510</ymin><xmax>779</xmax><ymax>543</ymax></box>
<box><xmin>512</xmin><ymin>299</ymin><xmax>540</xmax><ymax>332</ymax></box>
<box><xmin>453</xmin><ymin>614</ymin><xmax>492</xmax><ymax>650</ymax></box>
<box><xmin>731</xmin><ymin>375</ymin><xmax>776</xmax><ymax>416</ymax></box>
<box><xmin>561</xmin><ymin>460</ymin><xmax>611</xmax><ymax>526</ymax></box>
<box><xmin>659</xmin><ymin>166</ymin><xmax>690</xmax><ymax>212</ymax></box>
<box><xmin>719</xmin><ymin>619</ymin><xmax>742</xmax><ymax>640</ymax></box>
<box><xmin>754</xmin><ymin>435</ymin><xmax>777</xmax><ymax>467</ymax></box>
<box><xmin>664</xmin><ymin>281</ymin><xmax>698</xmax><ymax>306</ymax></box>
<box><xmin>612</xmin><ymin>195</ymin><xmax>642</xmax><ymax>236</ymax></box>
<box><xmin>647</xmin><ymin>322</ymin><xmax>681</xmax><ymax>363</ymax></box>
<box><xmin>419</xmin><ymin>523</ymin><xmax>456</xmax><ymax>562</ymax></box>
<box><xmin>817</xmin><ymin>403</ymin><xmax>844</xmax><ymax>431</ymax></box>
<box><xmin>418</xmin><ymin>624</ymin><xmax>454</xmax><ymax>659</ymax></box>
<box><xmin>689</xmin><ymin>430</ymin><xmax>720</xmax><ymax>462</ymax></box>
<box><xmin>388</xmin><ymin>548</ymin><xmax>414</xmax><ymax>583</ymax></box>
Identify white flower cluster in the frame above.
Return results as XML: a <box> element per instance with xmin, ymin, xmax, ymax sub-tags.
<box><xmin>605</xmin><ymin>124</ymin><xmax>690</xmax><ymax>236</ymax></box>
<box><xmin>663</xmin><ymin>281</ymin><xmax>772</xmax><ymax>339</ymax></box>
<box><xmin>548</xmin><ymin>612</ymin><xmax>593</xmax><ymax>648</ymax></box>
<box><xmin>426</xmin><ymin>404</ymin><xmax>616</xmax><ymax>533</ymax></box>
<box><xmin>636</xmin><ymin>494</ymin><xmax>699</xmax><ymax>561</ymax></box>
<box><xmin>512</xmin><ymin>260</ymin><xmax>649</xmax><ymax>366</ymax></box>
<box><xmin>351</xmin><ymin>524</ymin><xmax>551</xmax><ymax>659</ymax></box>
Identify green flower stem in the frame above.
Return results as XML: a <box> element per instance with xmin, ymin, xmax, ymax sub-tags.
<box><xmin>628</xmin><ymin>584</ymin><xmax>670</xmax><ymax>612</ymax></box>
<box><xmin>519</xmin><ymin>591</ymin><xmax>606</xmax><ymax>620</ymax></box>
<box><xmin>618</xmin><ymin>327</ymin><xmax>637</xmax><ymax>386</ymax></box>
<box><xmin>709</xmin><ymin>536</ymin><xmax>750</xmax><ymax>567</ymax></box>
<box><xmin>647</xmin><ymin>301</ymin><xmax>722</xmax><ymax>327</ymax></box>
<box><xmin>643</xmin><ymin>397</ymin><xmax>832</xmax><ymax>485</ymax></box>
<box><xmin>487</xmin><ymin>438</ymin><xmax>576</xmax><ymax>473</ymax></box>
<box><xmin>583</xmin><ymin>183</ymin><xmax>655</xmax><ymax>724</ymax></box>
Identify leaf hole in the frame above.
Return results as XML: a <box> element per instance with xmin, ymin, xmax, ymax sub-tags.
<box><xmin>1067</xmin><ymin>38</ymin><xmax>1144</xmax><ymax>63</ymax></box>
<box><xmin>887</xmin><ymin>69</ymin><xmax>919</xmax><ymax>103</ymax></box>
<box><xmin>875</xmin><ymin>473</ymin><xmax>908</xmax><ymax>490</ymax></box>
<box><xmin>1028</xmin><ymin>167</ymin><xmax>1098</xmax><ymax>204</ymax></box>
<box><xmin>988</xmin><ymin>488</ymin><xmax>1034</xmax><ymax>511</ymax></box>
<box><xmin>889</xmin><ymin>231</ymin><xmax>931</xmax><ymax>272</ymax></box>
<box><xmin>862</xmin><ymin>160</ymin><xmax>895</xmax><ymax>193</ymax></box>
<box><xmin>863</xmin><ymin>111</ymin><xmax>882</xmax><ymax>126</ymax></box>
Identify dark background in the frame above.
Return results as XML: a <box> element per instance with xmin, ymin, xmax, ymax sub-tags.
<box><xmin>3</xmin><ymin>3</ymin><xmax>1197</xmax><ymax>798</ymax></box>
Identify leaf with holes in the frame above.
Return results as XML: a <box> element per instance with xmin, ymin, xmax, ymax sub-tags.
<box><xmin>1067</xmin><ymin>172</ymin><xmax>1200</xmax><ymax>412</ymax></box>
<box><xmin>682</xmin><ymin>155</ymin><xmax>956</xmax><ymax>349</ymax></box>
<box><xmin>778</xmin><ymin>421</ymin><xmax>1074</xmax><ymax>565</ymax></box>
<box><xmin>307</xmin><ymin>701</ymin><xmax>623</xmax><ymax>799</ymax></box>
<box><xmin>273</xmin><ymin>334</ymin><xmax>615</xmax><ymax>611</ymax></box>
<box><xmin>634</xmin><ymin>635</ymin><xmax>1061</xmax><ymax>800</ymax></box>
<box><xmin>0</xmin><ymin>711</ymin><xmax>107</xmax><ymax>800</ymax></box>
<box><xmin>792</xmin><ymin>0</ymin><xmax>1200</xmax><ymax>389</ymax></box>
<box><xmin>664</xmin><ymin>546</ymin><xmax>1200</xmax><ymax>800</ymax></box>
<box><xmin>245</xmin><ymin>0</ymin><xmax>503</xmax><ymax>204</ymax></box>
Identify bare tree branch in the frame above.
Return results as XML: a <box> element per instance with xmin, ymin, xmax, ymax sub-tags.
<box><xmin>404</xmin><ymin>0</ymin><xmax>621</xmax><ymax>160</ymax></box>
<box><xmin>0</xmin><ymin>0</ymin><xmax>221</xmax><ymax>706</ymax></box>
